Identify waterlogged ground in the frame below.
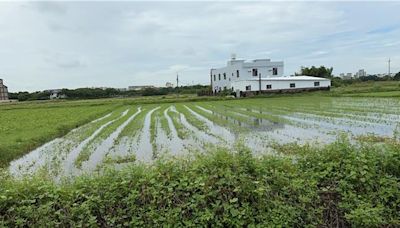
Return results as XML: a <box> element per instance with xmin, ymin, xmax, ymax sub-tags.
<box><xmin>9</xmin><ymin>97</ymin><xmax>400</xmax><ymax>178</ymax></box>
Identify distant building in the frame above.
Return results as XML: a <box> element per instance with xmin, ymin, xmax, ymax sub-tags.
<box><xmin>128</xmin><ymin>85</ymin><xmax>155</xmax><ymax>91</ymax></box>
<box><xmin>91</xmin><ymin>87</ymin><xmax>112</xmax><ymax>90</ymax></box>
<box><xmin>211</xmin><ymin>56</ymin><xmax>330</xmax><ymax>96</ymax></box>
<box><xmin>338</xmin><ymin>73</ymin><xmax>353</xmax><ymax>80</ymax></box>
<box><xmin>355</xmin><ymin>69</ymin><xmax>366</xmax><ymax>78</ymax></box>
<box><xmin>165</xmin><ymin>82</ymin><xmax>174</xmax><ymax>88</ymax></box>
<box><xmin>49</xmin><ymin>89</ymin><xmax>66</xmax><ymax>100</ymax></box>
<box><xmin>0</xmin><ymin>79</ymin><xmax>9</xmax><ymax>101</ymax></box>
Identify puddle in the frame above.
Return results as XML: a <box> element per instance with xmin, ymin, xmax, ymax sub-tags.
<box><xmin>9</xmin><ymin>111</ymin><xmax>117</xmax><ymax>177</ymax></box>
<box><xmin>185</xmin><ymin>105</ymin><xmax>235</xmax><ymax>143</ymax></box>
<box><xmin>133</xmin><ymin>107</ymin><xmax>161</xmax><ymax>162</ymax></box>
<box><xmin>162</xmin><ymin>106</ymin><xmax>185</xmax><ymax>155</ymax></box>
<box><xmin>80</xmin><ymin>108</ymin><xmax>142</xmax><ymax>173</ymax></box>
<box><xmin>178</xmin><ymin>111</ymin><xmax>220</xmax><ymax>145</ymax></box>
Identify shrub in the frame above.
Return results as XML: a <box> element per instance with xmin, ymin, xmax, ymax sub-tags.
<box><xmin>0</xmin><ymin>140</ymin><xmax>399</xmax><ymax>227</ymax></box>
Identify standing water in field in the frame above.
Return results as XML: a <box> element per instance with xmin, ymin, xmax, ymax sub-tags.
<box><xmin>134</xmin><ymin>107</ymin><xmax>161</xmax><ymax>161</ymax></box>
<box><xmin>8</xmin><ymin>97</ymin><xmax>400</xmax><ymax>178</ymax></box>
<box><xmin>77</xmin><ymin>108</ymin><xmax>142</xmax><ymax>174</ymax></box>
<box><xmin>9</xmin><ymin>111</ymin><xmax>118</xmax><ymax>177</ymax></box>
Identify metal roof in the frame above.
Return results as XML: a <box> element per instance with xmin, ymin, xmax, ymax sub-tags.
<box><xmin>238</xmin><ymin>76</ymin><xmax>331</xmax><ymax>81</ymax></box>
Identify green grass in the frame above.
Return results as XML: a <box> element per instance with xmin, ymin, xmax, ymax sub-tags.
<box><xmin>185</xmin><ymin>103</ymin><xmax>246</xmax><ymax>132</ymax></box>
<box><xmin>331</xmin><ymin>81</ymin><xmax>400</xmax><ymax>96</ymax></box>
<box><xmin>168</xmin><ymin>108</ymin><xmax>190</xmax><ymax>139</ymax></box>
<box><xmin>116</xmin><ymin>106</ymin><xmax>152</xmax><ymax>140</ymax></box>
<box><xmin>3</xmin><ymin>94</ymin><xmax>400</xmax><ymax>169</ymax></box>
<box><xmin>102</xmin><ymin>154</ymin><xmax>136</xmax><ymax>165</ymax></box>
<box><xmin>0</xmin><ymin>138</ymin><xmax>398</xmax><ymax>227</ymax></box>
<box><xmin>343</xmin><ymin>91</ymin><xmax>400</xmax><ymax>97</ymax></box>
<box><xmin>175</xmin><ymin>104</ymin><xmax>209</xmax><ymax>132</ymax></box>
<box><xmin>74</xmin><ymin>106</ymin><xmax>137</xmax><ymax>168</ymax></box>
<box><xmin>0</xmin><ymin>102</ymin><xmax>118</xmax><ymax>167</ymax></box>
<box><xmin>202</xmin><ymin>102</ymin><xmax>293</xmax><ymax>126</ymax></box>
<box><xmin>150</xmin><ymin>106</ymin><xmax>164</xmax><ymax>152</ymax></box>
<box><xmin>159</xmin><ymin>106</ymin><xmax>172</xmax><ymax>138</ymax></box>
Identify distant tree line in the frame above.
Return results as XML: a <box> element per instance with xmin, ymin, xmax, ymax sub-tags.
<box><xmin>297</xmin><ymin>66</ymin><xmax>400</xmax><ymax>87</ymax></box>
<box><xmin>8</xmin><ymin>70</ymin><xmax>400</xmax><ymax>101</ymax></box>
<box><xmin>9</xmin><ymin>85</ymin><xmax>211</xmax><ymax>101</ymax></box>
<box><xmin>9</xmin><ymin>91</ymin><xmax>51</xmax><ymax>101</ymax></box>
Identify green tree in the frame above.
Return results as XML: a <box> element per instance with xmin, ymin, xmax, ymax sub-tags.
<box><xmin>394</xmin><ymin>72</ymin><xmax>400</xmax><ymax>81</ymax></box>
<box><xmin>297</xmin><ymin>66</ymin><xmax>333</xmax><ymax>78</ymax></box>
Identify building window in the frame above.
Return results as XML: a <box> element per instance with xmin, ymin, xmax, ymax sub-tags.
<box><xmin>290</xmin><ymin>83</ymin><xmax>296</xmax><ymax>88</ymax></box>
<box><xmin>314</xmin><ymin>81</ymin><xmax>320</xmax><ymax>87</ymax></box>
<box><xmin>273</xmin><ymin>68</ymin><xmax>278</xmax><ymax>75</ymax></box>
<box><xmin>232</xmin><ymin>87</ymin><xmax>234</xmax><ymax>91</ymax></box>
<box><xmin>232</xmin><ymin>73</ymin><xmax>234</xmax><ymax>76</ymax></box>
<box><xmin>266</xmin><ymin>84</ymin><xmax>272</xmax><ymax>89</ymax></box>
<box><xmin>224</xmin><ymin>86</ymin><xmax>227</xmax><ymax>91</ymax></box>
<box><xmin>236</xmin><ymin>70</ymin><xmax>239</xmax><ymax>78</ymax></box>
<box><xmin>218</xmin><ymin>74</ymin><xmax>221</xmax><ymax>80</ymax></box>
<box><xmin>223</xmin><ymin>73</ymin><xmax>226</xmax><ymax>80</ymax></box>
<box><xmin>252</xmin><ymin>69</ymin><xmax>258</xmax><ymax>76</ymax></box>
<box><xmin>246</xmin><ymin>85</ymin><xmax>251</xmax><ymax>91</ymax></box>
<box><xmin>213</xmin><ymin>75</ymin><xmax>216</xmax><ymax>81</ymax></box>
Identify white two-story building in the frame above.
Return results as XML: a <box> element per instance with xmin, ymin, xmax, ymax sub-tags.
<box><xmin>210</xmin><ymin>56</ymin><xmax>331</xmax><ymax>96</ymax></box>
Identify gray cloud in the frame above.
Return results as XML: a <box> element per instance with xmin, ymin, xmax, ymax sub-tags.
<box><xmin>57</xmin><ymin>60</ymin><xmax>86</xmax><ymax>69</ymax></box>
<box><xmin>29</xmin><ymin>2</ymin><xmax>67</xmax><ymax>14</ymax></box>
<box><xmin>0</xmin><ymin>1</ymin><xmax>399</xmax><ymax>92</ymax></box>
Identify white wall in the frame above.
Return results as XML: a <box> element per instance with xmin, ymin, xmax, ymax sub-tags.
<box><xmin>231</xmin><ymin>79</ymin><xmax>331</xmax><ymax>92</ymax></box>
<box><xmin>211</xmin><ymin>59</ymin><xmax>284</xmax><ymax>93</ymax></box>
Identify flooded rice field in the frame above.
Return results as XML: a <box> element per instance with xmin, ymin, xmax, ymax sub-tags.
<box><xmin>9</xmin><ymin>97</ymin><xmax>400</xmax><ymax>178</ymax></box>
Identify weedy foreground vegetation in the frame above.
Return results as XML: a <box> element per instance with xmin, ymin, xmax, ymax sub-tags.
<box><xmin>0</xmin><ymin>138</ymin><xmax>399</xmax><ymax>227</ymax></box>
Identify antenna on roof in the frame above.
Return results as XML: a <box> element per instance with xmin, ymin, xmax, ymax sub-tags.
<box><xmin>231</xmin><ymin>53</ymin><xmax>236</xmax><ymax>60</ymax></box>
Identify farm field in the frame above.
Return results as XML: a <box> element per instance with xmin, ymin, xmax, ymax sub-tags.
<box><xmin>1</xmin><ymin>95</ymin><xmax>399</xmax><ymax>226</ymax></box>
<box><xmin>331</xmin><ymin>80</ymin><xmax>400</xmax><ymax>95</ymax></box>
<box><xmin>0</xmin><ymin>101</ymin><xmax>119</xmax><ymax>167</ymax></box>
<box><xmin>0</xmin><ymin>95</ymin><xmax>225</xmax><ymax>168</ymax></box>
<box><xmin>4</xmin><ymin>96</ymin><xmax>400</xmax><ymax>178</ymax></box>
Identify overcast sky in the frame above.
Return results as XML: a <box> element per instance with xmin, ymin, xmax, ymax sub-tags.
<box><xmin>1</xmin><ymin>1</ymin><xmax>400</xmax><ymax>92</ymax></box>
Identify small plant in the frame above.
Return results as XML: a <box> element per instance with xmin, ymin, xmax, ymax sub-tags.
<box><xmin>394</xmin><ymin>123</ymin><xmax>400</xmax><ymax>141</ymax></box>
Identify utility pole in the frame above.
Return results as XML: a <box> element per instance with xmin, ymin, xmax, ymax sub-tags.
<box><xmin>388</xmin><ymin>58</ymin><xmax>391</xmax><ymax>76</ymax></box>
<box><xmin>176</xmin><ymin>72</ymin><xmax>179</xmax><ymax>98</ymax></box>
<box><xmin>176</xmin><ymin>72</ymin><xmax>179</xmax><ymax>88</ymax></box>
<box><xmin>210</xmin><ymin>69</ymin><xmax>214</xmax><ymax>96</ymax></box>
<box><xmin>259</xmin><ymin>73</ymin><xmax>261</xmax><ymax>94</ymax></box>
